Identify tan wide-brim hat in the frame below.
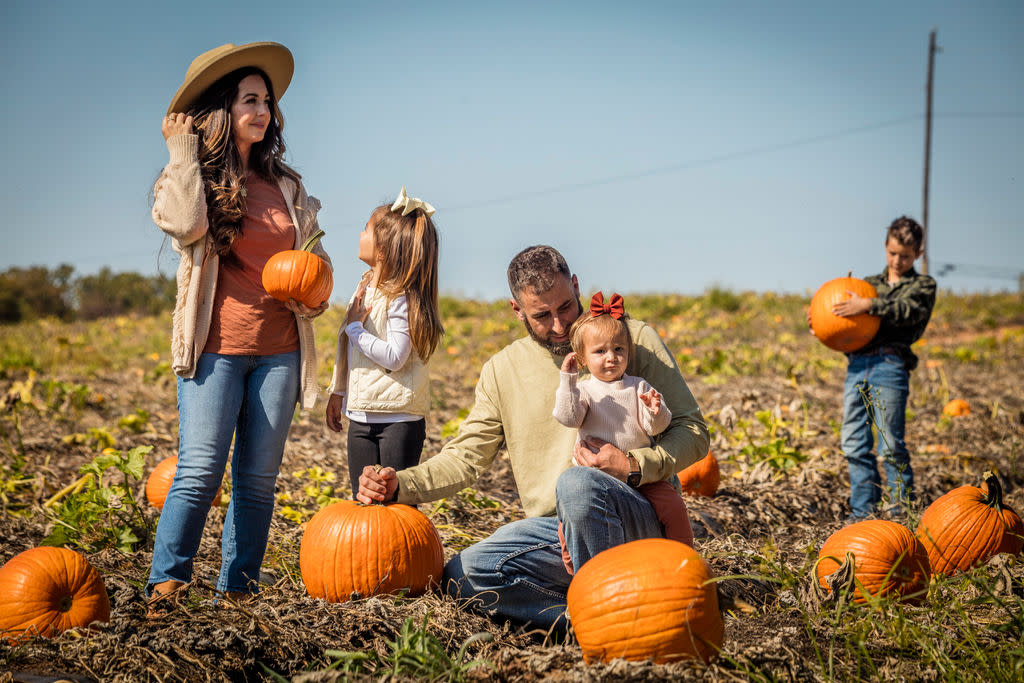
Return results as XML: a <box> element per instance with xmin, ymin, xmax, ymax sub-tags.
<box><xmin>167</xmin><ymin>41</ymin><xmax>294</xmax><ymax>115</ymax></box>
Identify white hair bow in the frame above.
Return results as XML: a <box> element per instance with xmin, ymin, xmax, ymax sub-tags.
<box><xmin>390</xmin><ymin>186</ymin><xmax>435</xmax><ymax>217</ymax></box>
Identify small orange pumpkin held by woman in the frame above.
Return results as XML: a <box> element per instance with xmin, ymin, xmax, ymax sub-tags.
<box><xmin>916</xmin><ymin>471</ymin><xmax>1021</xmax><ymax>575</ymax></box>
<box><xmin>808</xmin><ymin>276</ymin><xmax>881</xmax><ymax>353</ymax></box>
<box><xmin>678</xmin><ymin>451</ymin><xmax>720</xmax><ymax>498</ymax></box>
<box><xmin>567</xmin><ymin>538</ymin><xmax>723</xmax><ymax>664</ymax></box>
<box><xmin>817</xmin><ymin>519</ymin><xmax>930</xmax><ymax>604</ymax></box>
<box><xmin>0</xmin><ymin>546</ymin><xmax>111</xmax><ymax>643</ymax></box>
<box><xmin>299</xmin><ymin>500</ymin><xmax>443</xmax><ymax>602</ymax></box>
<box><xmin>262</xmin><ymin>228</ymin><xmax>333</xmax><ymax>308</ymax></box>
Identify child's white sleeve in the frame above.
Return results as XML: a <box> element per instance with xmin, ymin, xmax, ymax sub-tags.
<box><xmin>346</xmin><ymin>295</ymin><xmax>413</xmax><ymax>371</ymax></box>
<box><xmin>552</xmin><ymin>372</ymin><xmax>589</xmax><ymax>429</ymax></box>
<box><xmin>637</xmin><ymin>379</ymin><xmax>672</xmax><ymax>436</ymax></box>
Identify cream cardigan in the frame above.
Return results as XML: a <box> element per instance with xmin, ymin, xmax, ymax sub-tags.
<box><xmin>152</xmin><ymin>134</ymin><xmax>331</xmax><ymax>409</ymax></box>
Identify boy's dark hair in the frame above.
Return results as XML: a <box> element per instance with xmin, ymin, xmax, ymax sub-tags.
<box><xmin>507</xmin><ymin>245</ymin><xmax>571</xmax><ymax>301</ymax></box>
<box><xmin>887</xmin><ymin>216</ymin><xmax>924</xmax><ymax>250</ymax></box>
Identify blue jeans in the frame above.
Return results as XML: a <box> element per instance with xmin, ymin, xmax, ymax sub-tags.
<box><xmin>441</xmin><ymin>467</ymin><xmax>663</xmax><ymax>630</ymax></box>
<box><xmin>841</xmin><ymin>353</ymin><xmax>913</xmax><ymax>518</ymax></box>
<box><xmin>148</xmin><ymin>351</ymin><xmax>300</xmax><ymax>594</ymax></box>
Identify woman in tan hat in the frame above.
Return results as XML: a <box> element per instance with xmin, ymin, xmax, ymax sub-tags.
<box><xmin>147</xmin><ymin>41</ymin><xmax>331</xmax><ymax>612</ymax></box>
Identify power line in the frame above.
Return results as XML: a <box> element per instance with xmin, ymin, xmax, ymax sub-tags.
<box><xmin>937</xmin><ymin>263</ymin><xmax>1021</xmax><ymax>280</ymax></box>
<box><xmin>445</xmin><ymin>115</ymin><xmax>924</xmax><ymax>212</ymax></box>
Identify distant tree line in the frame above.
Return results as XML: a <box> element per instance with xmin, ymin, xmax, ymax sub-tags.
<box><xmin>0</xmin><ymin>265</ymin><xmax>176</xmax><ymax>324</ymax></box>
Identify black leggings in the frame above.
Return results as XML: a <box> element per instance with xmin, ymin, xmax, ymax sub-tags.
<box><xmin>346</xmin><ymin>418</ymin><xmax>426</xmax><ymax>497</ymax></box>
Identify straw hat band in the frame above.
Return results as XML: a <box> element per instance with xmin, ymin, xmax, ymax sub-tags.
<box><xmin>167</xmin><ymin>41</ymin><xmax>294</xmax><ymax>115</ymax></box>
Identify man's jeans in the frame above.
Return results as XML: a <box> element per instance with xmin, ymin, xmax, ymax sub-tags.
<box><xmin>148</xmin><ymin>351</ymin><xmax>299</xmax><ymax>594</ymax></box>
<box><xmin>441</xmin><ymin>467</ymin><xmax>663</xmax><ymax>630</ymax></box>
<box><xmin>841</xmin><ymin>353</ymin><xmax>912</xmax><ymax>518</ymax></box>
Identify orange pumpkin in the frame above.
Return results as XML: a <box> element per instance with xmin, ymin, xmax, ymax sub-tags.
<box><xmin>942</xmin><ymin>399</ymin><xmax>971</xmax><ymax>418</ymax></box>
<box><xmin>808</xmin><ymin>277</ymin><xmax>881</xmax><ymax>352</ymax></box>
<box><xmin>817</xmin><ymin>520</ymin><xmax>930</xmax><ymax>603</ymax></box>
<box><xmin>997</xmin><ymin>506</ymin><xmax>1023</xmax><ymax>556</ymax></box>
<box><xmin>0</xmin><ymin>547</ymin><xmax>111</xmax><ymax>643</ymax></box>
<box><xmin>567</xmin><ymin>538</ymin><xmax>723</xmax><ymax>664</ymax></box>
<box><xmin>915</xmin><ymin>472</ymin><xmax>1013</xmax><ymax>576</ymax></box>
<box><xmin>678</xmin><ymin>451</ymin><xmax>719</xmax><ymax>498</ymax></box>
<box><xmin>299</xmin><ymin>501</ymin><xmax>443</xmax><ymax>602</ymax></box>
<box><xmin>145</xmin><ymin>456</ymin><xmax>222</xmax><ymax>511</ymax></box>
<box><xmin>262</xmin><ymin>229</ymin><xmax>333</xmax><ymax>308</ymax></box>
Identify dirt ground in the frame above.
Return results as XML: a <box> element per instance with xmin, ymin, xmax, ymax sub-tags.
<box><xmin>1</xmin><ymin>309</ymin><xmax>1022</xmax><ymax>682</ymax></box>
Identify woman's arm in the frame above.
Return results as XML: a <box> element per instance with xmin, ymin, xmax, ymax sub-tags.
<box><xmin>152</xmin><ymin>115</ymin><xmax>208</xmax><ymax>248</ymax></box>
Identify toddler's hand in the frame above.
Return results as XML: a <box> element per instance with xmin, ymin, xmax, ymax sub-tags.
<box><xmin>561</xmin><ymin>352</ymin><xmax>578</xmax><ymax>374</ymax></box>
<box><xmin>639</xmin><ymin>388</ymin><xmax>662</xmax><ymax>415</ymax></box>
<box><xmin>325</xmin><ymin>393</ymin><xmax>344</xmax><ymax>432</ymax></box>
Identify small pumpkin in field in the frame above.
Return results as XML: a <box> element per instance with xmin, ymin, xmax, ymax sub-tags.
<box><xmin>0</xmin><ymin>547</ymin><xmax>111</xmax><ymax>643</ymax></box>
<box><xmin>300</xmin><ymin>501</ymin><xmax>443</xmax><ymax>602</ymax></box>
<box><xmin>817</xmin><ymin>520</ymin><xmax>930</xmax><ymax>604</ymax></box>
<box><xmin>808</xmin><ymin>276</ymin><xmax>880</xmax><ymax>353</ymax></box>
<box><xmin>942</xmin><ymin>399</ymin><xmax>971</xmax><ymax>418</ymax></box>
<box><xmin>567</xmin><ymin>538</ymin><xmax>723</xmax><ymax>664</ymax></box>
<box><xmin>145</xmin><ymin>456</ymin><xmax>222</xmax><ymax>511</ymax></box>
<box><xmin>916</xmin><ymin>471</ymin><xmax>1019</xmax><ymax>575</ymax></box>
<box><xmin>678</xmin><ymin>451</ymin><xmax>719</xmax><ymax>498</ymax></box>
<box><xmin>262</xmin><ymin>229</ymin><xmax>333</xmax><ymax>308</ymax></box>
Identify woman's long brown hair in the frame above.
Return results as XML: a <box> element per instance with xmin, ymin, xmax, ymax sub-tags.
<box><xmin>187</xmin><ymin>67</ymin><xmax>299</xmax><ymax>259</ymax></box>
<box><xmin>370</xmin><ymin>205</ymin><xmax>444</xmax><ymax>361</ymax></box>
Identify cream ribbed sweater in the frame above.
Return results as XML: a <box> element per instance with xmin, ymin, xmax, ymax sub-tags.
<box><xmin>151</xmin><ymin>134</ymin><xmax>331</xmax><ymax>409</ymax></box>
<box><xmin>552</xmin><ymin>373</ymin><xmax>671</xmax><ymax>453</ymax></box>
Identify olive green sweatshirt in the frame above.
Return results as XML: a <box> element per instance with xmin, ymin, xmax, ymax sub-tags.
<box><xmin>396</xmin><ymin>318</ymin><xmax>709</xmax><ymax>518</ymax></box>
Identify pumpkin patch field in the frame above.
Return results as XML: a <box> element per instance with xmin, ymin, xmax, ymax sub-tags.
<box><xmin>1</xmin><ymin>290</ymin><xmax>1022</xmax><ymax>681</ymax></box>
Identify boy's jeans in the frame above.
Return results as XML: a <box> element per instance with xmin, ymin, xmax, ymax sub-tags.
<box><xmin>841</xmin><ymin>353</ymin><xmax>912</xmax><ymax>518</ymax></box>
<box><xmin>148</xmin><ymin>351</ymin><xmax>299</xmax><ymax>594</ymax></box>
<box><xmin>441</xmin><ymin>467</ymin><xmax>663</xmax><ymax>630</ymax></box>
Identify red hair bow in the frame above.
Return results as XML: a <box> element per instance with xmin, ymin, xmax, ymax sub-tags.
<box><xmin>590</xmin><ymin>291</ymin><xmax>625</xmax><ymax>319</ymax></box>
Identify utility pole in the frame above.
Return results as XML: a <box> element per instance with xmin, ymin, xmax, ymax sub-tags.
<box><xmin>921</xmin><ymin>28</ymin><xmax>939</xmax><ymax>276</ymax></box>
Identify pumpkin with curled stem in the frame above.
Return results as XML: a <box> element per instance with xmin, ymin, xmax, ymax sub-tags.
<box><xmin>678</xmin><ymin>451</ymin><xmax>719</xmax><ymax>498</ymax></box>
<box><xmin>0</xmin><ymin>546</ymin><xmax>111</xmax><ymax>643</ymax></box>
<box><xmin>299</xmin><ymin>500</ymin><xmax>443</xmax><ymax>603</ymax></box>
<box><xmin>917</xmin><ymin>472</ymin><xmax>1019</xmax><ymax>574</ymax></box>
<box><xmin>808</xmin><ymin>276</ymin><xmax>880</xmax><ymax>353</ymax></box>
<box><xmin>262</xmin><ymin>228</ymin><xmax>333</xmax><ymax>308</ymax></box>
<box><xmin>817</xmin><ymin>520</ymin><xmax>930</xmax><ymax>604</ymax></box>
<box><xmin>145</xmin><ymin>456</ymin><xmax>222</xmax><ymax>510</ymax></box>
<box><xmin>567</xmin><ymin>538</ymin><xmax>723</xmax><ymax>664</ymax></box>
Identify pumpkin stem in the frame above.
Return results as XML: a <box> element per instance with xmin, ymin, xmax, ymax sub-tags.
<box><xmin>300</xmin><ymin>229</ymin><xmax>326</xmax><ymax>252</ymax></box>
<box><xmin>847</xmin><ymin>270</ymin><xmax>852</xmax><ymax>278</ymax></box>
<box><xmin>982</xmin><ymin>471</ymin><xmax>1005</xmax><ymax>511</ymax></box>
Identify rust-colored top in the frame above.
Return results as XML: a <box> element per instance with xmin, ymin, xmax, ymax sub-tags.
<box><xmin>204</xmin><ymin>174</ymin><xmax>299</xmax><ymax>355</ymax></box>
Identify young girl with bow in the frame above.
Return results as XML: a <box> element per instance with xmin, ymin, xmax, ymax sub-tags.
<box><xmin>326</xmin><ymin>188</ymin><xmax>444</xmax><ymax>496</ymax></box>
<box><xmin>552</xmin><ymin>292</ymin><xmax>693</xmax><ymax>573</ymax></box>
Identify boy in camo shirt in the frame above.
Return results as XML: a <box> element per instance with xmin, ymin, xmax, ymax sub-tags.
<box><xmin>832</xmin><ymin>216</ymin><xmax>936</xmax><ymax>520</ymax></box>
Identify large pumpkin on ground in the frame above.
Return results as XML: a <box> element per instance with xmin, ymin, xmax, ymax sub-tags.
<box><xmin>0</xmin><ymin>547</ymin><xmax>111</xmax><ymax>643</ymax></box>
<box><xmin>262</xmin><ymin>229</ymin><xmax>333</xmax><ymax>308</ymax></box>
<box><xmin>300</xmin><ymin>501</ymin><xmax>443</xmax><ymax>602</ymax></box>
<box><xmin>678</xmin><ymin>451</ymin><xmax>719</xmax><ymax>498</ymax></box>
<box><xmin>145</xmin><ymin>456</ymin><xmax>222</xmax><ymax>510</ymax></box>
<box><xmin>567</xmin><ymin>538</ymin><xmax>723</xmax><ymax>664</ymax></box>
<box><xmin>817</xmin><ymin>520</ymin><xmax>930</xmax><ymax>603</ymax></box>
<box><xmin>916</xmin><ymin>472</ymin><xmax>1019</xmax><ymax>575</ymax></box>
<box><xmin>808</xmin><ymin>277</ymin><xmax>880</xmax><ymax>353</ymax></box>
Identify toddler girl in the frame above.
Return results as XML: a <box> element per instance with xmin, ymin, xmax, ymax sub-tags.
<box><xmin>552</xmin><ymin>291</ymin><xmax>693</xmax><ymax>573</ymax></box>
<box><xmin>326</xmin><ymin>187</ymin><xmax>443</xmax><ymax>496</ymax></box>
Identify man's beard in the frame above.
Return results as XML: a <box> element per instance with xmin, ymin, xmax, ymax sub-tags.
<box><xmin>521</xmin><ymin>299</ymin><xmax>582</xmax><ymax>356</ymax></box>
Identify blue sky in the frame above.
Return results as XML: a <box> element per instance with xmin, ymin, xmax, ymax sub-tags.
<box><xmin>2</xmin><ymin>0</ymin><xmax>1021</xmax><ymax>301</ymax></box>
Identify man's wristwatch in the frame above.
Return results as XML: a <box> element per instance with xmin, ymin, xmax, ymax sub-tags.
<box><xmin>626</xmin><ymin>454</ymin><xmax>642</xmax><ymax>488</ymax></box>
